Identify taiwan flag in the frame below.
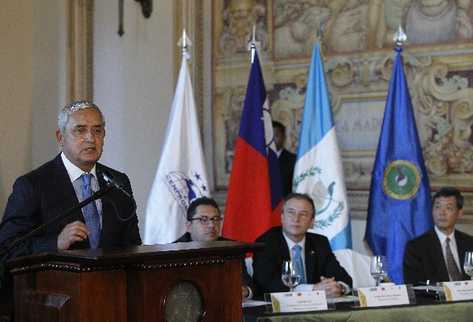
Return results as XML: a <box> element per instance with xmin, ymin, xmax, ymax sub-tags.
<box><xmin>222</xmin><ymin>50</ymin><xmax>283</xmax><ymax>242</ymax></box>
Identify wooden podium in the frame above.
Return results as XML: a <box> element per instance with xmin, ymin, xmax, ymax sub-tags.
<box><xmin>7</xmin><ymin>241</ymin><xmax>254</xmax><ymax>322</ymax></box>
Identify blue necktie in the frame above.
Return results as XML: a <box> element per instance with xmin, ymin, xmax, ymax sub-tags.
<box><xmin>81</xmin><ymin>173</ymin><xmax>100</xmax><ymax>249</ymax></box>
<box><xmin>292</xmin><ymin>245</ymin><xmax>306</xmax><ymax>284</ymax></box>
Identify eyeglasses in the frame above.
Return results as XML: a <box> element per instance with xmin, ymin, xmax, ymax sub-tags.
<box><xmin>190</xmin><ymin>216</ymin><xmax>223</xmax><ymax>225</ymax></box>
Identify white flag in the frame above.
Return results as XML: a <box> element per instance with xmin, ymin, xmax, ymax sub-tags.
<box><xmin>143</xmin><ymin>58</ymin><xmax>210</xmax><ymax>244</ymax></box>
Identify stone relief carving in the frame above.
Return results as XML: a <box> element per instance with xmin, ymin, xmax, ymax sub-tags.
<box><xmin>217</xmin><ymin>0</ymin><xmax>269</xmax><ymax>59</ymax></box>
<box><xmin>273</xmin><ymin>0</ymin><xmax>331</xmax><ymax>58</ymax></box>
<box><xmin>414</xmin><ymin>61</ymin><xmax>473</xmax><ymax>178</ymax></box>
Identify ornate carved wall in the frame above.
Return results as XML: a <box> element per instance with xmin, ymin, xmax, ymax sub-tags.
<box><xmin>205</xmin><ymin>0</ymin><xmax>473</xmax><ymax>217</ymax></box>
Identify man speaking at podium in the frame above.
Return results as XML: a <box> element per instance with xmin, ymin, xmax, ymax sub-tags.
<box><xmin>0</xmin><ymin>100</ymin><xmax>141</xmax><ymax>260</ymax></box>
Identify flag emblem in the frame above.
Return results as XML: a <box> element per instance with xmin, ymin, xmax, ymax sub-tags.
<box><xmin>165</xmin><ymin>171</ymin><xmax>208</xmax><ymax>210</ymax></box>
<box><xmin>382</xmin><ymin>160</ymin><xmax>421</xmax><ymax>200</ymax></box>
<box><xmin>294</xmin><ymin>166</ymin><xmax>344</xmax><ymax>230</ymax></box>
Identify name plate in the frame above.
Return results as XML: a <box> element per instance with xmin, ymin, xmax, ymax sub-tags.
<box><xmin>270</xmin><ymin>291</ymin><xmax>328</xmax><ymax>313</ymax></box>
<box><xmin>443</xmin><ymin>281</ymin><xmax>473</xmax><ymax>301</ymax></box>
<box><xmin>357</xmin><ymin>285</ymin><xmax>410</xmax><ymax>307</ymax></box>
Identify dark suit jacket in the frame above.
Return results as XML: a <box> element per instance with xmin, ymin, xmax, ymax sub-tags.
<box><xmin>278</xmin><ymin>149</ymin><xmax>296</xmax><ymax>197</ymax></box>
<box><xmin>174</xmin><ymin>232</ymin><xmax>253</xmax><ymax>290</ymax></box>
<box><xmin>252</xmin><ymin>226</ymin><xmax>352</xmax><ymax>296</ymax></box>
<box><xmin>0</xmin><ymin>154</ymin><xmax>142</xmax><ymax>261</ymax></box>
<box><xmin>403</xmin><ymin>229</ymin><xmax>473</xmax><ymax>284</ymax></box>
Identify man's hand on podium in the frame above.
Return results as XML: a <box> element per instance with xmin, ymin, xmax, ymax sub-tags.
<box><xmin>57</xmin><ymin>221</ymin><xmax>89</xmax><ymax>250</ymax></box>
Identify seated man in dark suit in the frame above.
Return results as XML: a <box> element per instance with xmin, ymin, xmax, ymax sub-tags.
<box><xmin>272</xmin><ymin>121</ymin><xmax>296</xmax><ymax>197</ymax></box>
<box><xmin>404</xmin><ymin>187</ymin><xmax>473</xmax><ymax>284</ymax></box>
<box><xmin>0</xmin><ymin>100</ymin><xmax>142</xmax><ymax>261</ymax></box>
<box><xmin>174</xmin><ymin>197</ymin><xmax>254</xmax><ymax>300</ymax></box>
<box><xmin>252</xmin><ymin>193</ymin><xmax>352</xmax><ymax>297</ymax></box>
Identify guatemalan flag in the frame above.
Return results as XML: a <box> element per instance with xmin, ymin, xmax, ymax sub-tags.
<box><xmin>293</xmin><ymin>43</ymin><xmax>352</xmax><ymax>250</ymax></box>
<box><xmin>143</xmin><ymin>51</ymin><xmax>210</xmax><ymax>244</ymax></box>
<box><xmin>222</xmin><ymin>49</ymin><xmax>283</xmax><ymax>243</ymax></box>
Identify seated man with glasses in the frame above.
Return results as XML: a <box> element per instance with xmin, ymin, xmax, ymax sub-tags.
<box><xmin>174</xmin><ymin>197</ymin><xmax>254</xmax><ymax>300</ymax></box>
<box><xmin>252</xmin><ymin>193</ymin><xmax>352</xmax><ymax>298</ymax></box>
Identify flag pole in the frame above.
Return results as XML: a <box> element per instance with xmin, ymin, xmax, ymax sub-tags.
<box><xmin>248</xmin><ymin>24</ymin><xmax>257</xmax><ymax>63</ymax></box>
<box><xmin>317</xmin><ymin>21</ymin><xmax>324</xmax><ymax>57</ymax></box>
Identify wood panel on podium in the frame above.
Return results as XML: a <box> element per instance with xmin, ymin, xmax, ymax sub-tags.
<box><xmin>7</xmin><ymin>241</ymin><xmax>256</xmax><ymax>322</ymax></box>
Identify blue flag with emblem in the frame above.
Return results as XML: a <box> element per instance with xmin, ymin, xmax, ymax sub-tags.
<box><xmin>293</xmin><ymin>42</ymin><xmax>352</xmax><ymax>250</ymax></box>
<box><xmin>365</xmin><ymin>47</ymin><xmax>433</xmax><ymax>284</ymax></box>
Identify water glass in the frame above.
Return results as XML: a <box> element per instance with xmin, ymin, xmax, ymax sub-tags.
<box><xmin>370</xmin><ymin>255</ymin><xmax>387</xmax><ymax>286</ymax></box>
<box><xmin>281</xmin><ymin>260</ymin><xmax>301</xmax><ymax>292</ymax></box>
<box><xmin>464</xmin><ymin>251</ymin><xmax>473</xmax><ymax>279</ymax></box>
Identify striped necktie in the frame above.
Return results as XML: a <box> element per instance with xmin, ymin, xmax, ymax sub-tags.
<box><xmin>445</xmin><ymin>237</ymin><xmax>463</xmax><ymax>281</ymax></box>
<box><xmin>292</xmin><ymin>245</ymin><xmax>306</xmax><ymax>284</ymax></box>
<box><xmin>81</xmin><ymin>173</ymin><xmax>100</xmax><ymax>249</ymax></box>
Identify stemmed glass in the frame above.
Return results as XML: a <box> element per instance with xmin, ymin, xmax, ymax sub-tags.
<box><xmin>281</xmin><ymin>260</ymin><xmax>301</xmax><ymax>292</ymax></box>
<box><xmin>464</xmin><ymin>251</ymin><xmax>473</xmax><ymax>280</ymax></box>
<box><xmin>370</xmin><ymin>256</ymin><xmax>387</xmax><ymax>286</ymax></box>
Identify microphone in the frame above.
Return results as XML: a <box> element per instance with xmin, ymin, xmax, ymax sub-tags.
<box><xmin>100</xmin><ymin>171</ymin><xmax>137</xmax><ymax>222</ymax></box>
<box><xmin>101</xmin><ymin>171</ymin><xmax>132</xmax><ymax>199</ymax></box>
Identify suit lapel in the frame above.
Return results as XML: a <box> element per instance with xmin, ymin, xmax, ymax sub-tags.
<box><xmin>305</xmin><ymin>237</ymin><xmax>317</xmax><ymax>283</ymax></box>
<box><xmin>429</xmin><ymin>231</ymin><xmax>449</xmax><ymax>281</ymax></box>
<box><xmin>456</xmin><ymin>230</ymin><xmax>467</xmax><ymax>276</ymax></box>
<box><xmin>52</xmin><ymin>155</ymin><xmax>82</xmax><ymax>220</ymax></box>
<box><xmin>278</xmin><ymin>231</ymin><xmax>291</xmax><ymax>262</ymax></box>
<box><xmin>96</xmin><ymin>165</ymin><xmax>110</xmax><ymax>247</ymax></box>
<box><xmin>51</xmin><ymin>155</ymin><xmax>91</xmax><ymax>249</ymax></box>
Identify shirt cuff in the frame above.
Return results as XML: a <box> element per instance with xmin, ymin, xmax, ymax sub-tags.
<box><xmin>245</xmin><ymin>286</ymin><xmax>253</xmax><ymax>300</ymax></box>
<box><xmin>338</xmin><ymin>281</ymin><xmax>351</xmax><ymax>295</ymax></box>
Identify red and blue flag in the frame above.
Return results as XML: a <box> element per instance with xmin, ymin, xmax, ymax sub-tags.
<box><xmin>223</xmin><ymin>50</ymin><xmax>283</xmax><ymax>242</ymax></box>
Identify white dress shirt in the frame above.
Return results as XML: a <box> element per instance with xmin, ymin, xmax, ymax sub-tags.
<box><xmin>61</xmin><ymin>152</ymin><xmax>102</xmax><ymax>227</ymax></box>
<box><xmin>283</xmin><ymin>232</ymin><xmax>350</xmax><ymax>294</ymax></box>
<box><xmin>283</xmin><ymin>232</ymin><xmax>307</xmax><ymax>282</ymax></box>
<box><xmin>435</xmin><ymin>226</ymin><xmax>461</xmax><ymax>275</ymax></box>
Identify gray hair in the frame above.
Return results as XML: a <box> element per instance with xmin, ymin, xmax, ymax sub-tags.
<box><xmin>58</xmin><ymin>100</ymin><xmax>105</xmax><ymax>134</ymax></box>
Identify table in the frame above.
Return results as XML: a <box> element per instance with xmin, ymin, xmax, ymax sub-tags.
<box><xmin>244</xmin><ymin>299</ymin><xmax>473</xmax><ymax>322</ymax></box>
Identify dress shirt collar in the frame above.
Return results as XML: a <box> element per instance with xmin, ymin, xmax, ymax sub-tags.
<box><xmin>61</xmin><ymin>152</ymin><xmax>97</xmax><ymax>182</ymax></box>
<box><xmin>282</xmin><ymin>231</ymin><xmax>306</xmax><ymax>254</ymax></box>
<box><xmin>434</xmin><ymin>225</ymin><xmax>456</xmax><ymax>244</ymax></box>
<box><xmin>275</xmin><ymin>148</ymin><xmax>283</xmax><ymax>158</ymax></box>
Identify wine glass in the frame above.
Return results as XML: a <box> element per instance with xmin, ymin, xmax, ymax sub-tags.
<box><xmin>464</xmin><ymin>251</ymin><xmax>473</xmax><ymax>279</ymax></box>
<box><xmin>370</xmin><ymin>256</ymin><xmax>386</xmax><ymax>286</ymax></box>
<box><xmin>281</xmin><ymin>260</ymin><xmax>301</xmax><ymax>292</ymax></box>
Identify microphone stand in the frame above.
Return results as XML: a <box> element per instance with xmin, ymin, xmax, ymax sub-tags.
<box><xmin>0</xmin><ymin>185</ymin><xmax>113</xmax><ymax>259</ymax></box>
